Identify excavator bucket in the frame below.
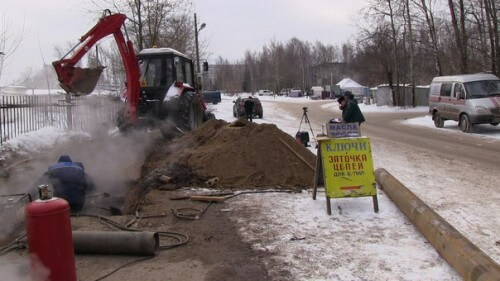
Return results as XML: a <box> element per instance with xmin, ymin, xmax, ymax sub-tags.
<box><xmin>59</xmin><ymin>66</ymin><xmax>105</xmax><ymax>95</ymax></box>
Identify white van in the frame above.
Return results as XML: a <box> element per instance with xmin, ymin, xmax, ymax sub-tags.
<box><xmin>429</xmin><ymin>73</ymin><xmax>500</xmax><ymax>132</ymax></box>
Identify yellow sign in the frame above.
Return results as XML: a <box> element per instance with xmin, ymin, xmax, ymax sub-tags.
<box><xmin>320</xmin><ymin>137</ymin><xmax>376</xmax><ymax>198</ymax></box>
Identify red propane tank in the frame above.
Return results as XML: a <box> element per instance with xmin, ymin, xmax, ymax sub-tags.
<box><xmin>25</xmin><ymin>186</ymin><xmax>76</xmax><ymax>281</ymax></box>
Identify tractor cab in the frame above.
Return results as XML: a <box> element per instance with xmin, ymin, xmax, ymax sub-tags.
<box><xmin>136</xmin><ymin>48</ymin><xmax>196</xmax><ymax>119</ymax></box>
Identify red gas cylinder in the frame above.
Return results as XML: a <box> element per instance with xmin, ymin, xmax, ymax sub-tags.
<box><xmin>25</xmin><ymin>185</ymin><xmax>77</xmax><ymax>281</ymax></box>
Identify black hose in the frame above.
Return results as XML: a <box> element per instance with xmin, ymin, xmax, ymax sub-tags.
<box><xmin>0</xmin><ymin>233</ymin><xmax>27</xmax><ymax>256</ymax></box>
<box><xmin>93</xmin><ymin>256</ymin><xmax>155</xmax><ymax>281</ymax></box>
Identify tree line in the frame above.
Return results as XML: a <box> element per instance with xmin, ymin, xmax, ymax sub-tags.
<box><xmin>213</xmin><ymin>0</ymin><xmax>499</xmax><ymax>106</ymax></box>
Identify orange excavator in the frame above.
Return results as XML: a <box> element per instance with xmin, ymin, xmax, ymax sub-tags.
<box><xmin>52</xmin><ymin>10</ymin><xmax>208</xmax><ymax>132</ymax></box>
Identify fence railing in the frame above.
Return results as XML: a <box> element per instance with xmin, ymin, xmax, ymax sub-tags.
<box><xmin>0</xmin><ymin>94</ymin><xmax>122</xmax><ymax>146</ymax></box>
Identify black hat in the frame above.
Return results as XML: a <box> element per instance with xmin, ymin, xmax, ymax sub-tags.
<box><xmin>344</xmin><ymin>91</ymin><xmax>354</xmax><ymax>100</ymax></box>
<box><xmin>337</xmin><ymin>96</ymin><xmax>345</xmax><ymax>103</ymax></box>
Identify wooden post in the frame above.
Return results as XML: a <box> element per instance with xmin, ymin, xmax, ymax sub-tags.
<box><xmin>66</xmin><ymin>94</ymin><xmax>73</xmax><ymax>131</ymax></box>
<box><xmin>312</xmin><ymin>146</ymin><xmax>322</xmax><ymax>200</ymax></box>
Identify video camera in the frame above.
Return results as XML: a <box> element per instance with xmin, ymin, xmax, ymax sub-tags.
<box><xmin>303</xmin><ymin>107</ymin><xmax>308</xmax><ymax>112</ymax></box>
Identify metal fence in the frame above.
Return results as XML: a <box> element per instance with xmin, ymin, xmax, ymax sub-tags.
<box><xmin>0</xmin><ymin>94</ymin><xmax>122</xmax><ymax>146</ymax></box>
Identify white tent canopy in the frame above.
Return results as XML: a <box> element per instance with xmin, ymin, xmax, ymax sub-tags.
<box><xmin>336</xmin><ymin>78</ymin><xmax>367</xmax><ymax>98</ymax></box>
<box><xmin>336</xmin><ymin>78</ymin><xmax>363</xmax><ymax>88</ymax></box>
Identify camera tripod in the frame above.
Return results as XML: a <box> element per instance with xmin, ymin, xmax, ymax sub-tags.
<box><xmin>297</xmin><ymin>107</ymin><xmax>316</xmax><ymax>147</ymax></box>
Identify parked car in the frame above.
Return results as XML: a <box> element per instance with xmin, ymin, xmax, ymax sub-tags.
<box><xmin>288</xmin><ymin>89</ymin><xmax>303</xmax><ymax>97</ymax></box>
<box><xmin>279</xmin><ymin>89</ymin><xmax>290</xmax><ymax>96</ymax></box>
<box><xmin>233</xmin><ymin>97</ymin><xmax>263</xmax><ymax>118</ymax></box>
<box><xmin>258</xmin><ymin>89</ymin><xmax>273</xmax><ymax>96</ymax></box>
<box><xmin>429</xmin><ymin>73</ymin><xmax>500</xmax><ymax>133</ymax></box>
<box><xmin>202</xmin><ymin>90</ymin><xmax>222</xmax><ymax>104</ymax></box>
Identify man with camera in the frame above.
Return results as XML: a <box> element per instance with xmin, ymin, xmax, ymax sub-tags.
<box><xmin>341</xmin><ymin>91</ymin><xmax>365</xmax><ymax>125</ymax></box>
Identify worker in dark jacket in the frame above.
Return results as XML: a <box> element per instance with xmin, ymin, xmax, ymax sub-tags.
<box><xmin>37</xmin><ymin>155</ymin><xmax>95</xmax><ymax>212</ymax></box>
<box><xmin>244</xmin><ymin>96</ymin><xmax>255</xmax><ymax>122</ymax></box>
<box><xmin>343</xmin><ymin>91</ymin><xmax>365</xmax><ymax>125</ymax></box>
<box><xmin>328</xmin><ymin>96</ymin><xmax>347</xmax><ymax>124</ymax></box>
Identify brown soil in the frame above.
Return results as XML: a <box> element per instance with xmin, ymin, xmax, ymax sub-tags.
<box><xmin>70</xmin><ymin>188</ymin><xmax>274</xmax><ymax>281</ymax></box>
<box><xmin>145</xmin><ymin>118</ymin><xmax>315</xmax><ymax>189</ymax></box>
<box><xmin>123</xmin><ymin>118</ymin><xmax>316</xmax><ymax>213</ymax></box>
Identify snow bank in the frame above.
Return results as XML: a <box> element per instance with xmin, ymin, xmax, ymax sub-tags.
<box><xmin>0</xmin><ymin>127</ymin><xmax>89</xmax><ymax>158</ymax></box>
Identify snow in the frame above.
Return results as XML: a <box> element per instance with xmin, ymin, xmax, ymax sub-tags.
<box><xmin>231</xmin><ymin>191</ymin><xmax>458</xmax><ymax>280</ymax></box>
<box><xmin>405</xmin><ymin>115</ymin><xmax>500</xmax><ymax>140</ymax></box>
<box><xmin>210</xmin><ymin>94</ymin><xmax>462</xmax><ymax>280</ymax></box>
<box><xmin>0</xmin><ymin>126</ymin><xmax>88</xmax><ymax>158</ymax></box>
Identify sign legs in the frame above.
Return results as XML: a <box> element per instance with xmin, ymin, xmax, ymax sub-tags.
<box><xmin>372</xmin><ymin>195</ymin><xmax>379</xmax><ymax>213</ymax></box>
<box><xmin>312</xmin><ymin>146</ymin><xmax>322</xmax><ymax>200</ymax></box>
<box><xmin>326</xmin><ymin>196</ymin><xmax>332</xmax><ymax>215</ymax></box>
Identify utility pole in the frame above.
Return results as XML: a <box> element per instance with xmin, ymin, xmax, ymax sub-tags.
<box><xmin>194</xmin><ymin>13</ymin><xmax>206</xmax><ymax>88</ymax></box>
<box><xmin>194</xmin><ymin>13</ymin><xmax>200</xmax><ymax>74</ymax></box>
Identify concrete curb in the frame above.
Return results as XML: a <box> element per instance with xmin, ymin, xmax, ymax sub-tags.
<box><xmin>375</xmin><ymin>168</ymin><xmax>500</xmax><ymax>281</ymax></box>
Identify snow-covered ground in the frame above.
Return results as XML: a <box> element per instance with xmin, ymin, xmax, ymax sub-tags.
<box><xmin>405</xmin><ymin>115</ymin><xmax>500</xmax><ymax>139</ymax></box>
<box><xmin>209</xmin><ymin>94</ymin><xmax>499</xmax><ymax>280</ymax></box>
<box><xmin>0</xmin><ymin>127</ymin><xmax>89</xmax><ymax>160</ymax></box>
<box><xmin>210</xmin><ymin>95</ymin><xmax>462</xmax><ymax>280</ymax></box>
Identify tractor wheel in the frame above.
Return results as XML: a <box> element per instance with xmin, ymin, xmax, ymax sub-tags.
<box><xmin>176</xmin><ymin>92</ymin><xmax>204</xmax><ymax>131</ymax></box>
<box><xmin>433</xmin><ymin>112</ymin><xmax>444</xmax><ymax>128</ymax></box>
<box><xmin>459</xmin><ymin>114</ymin><xmax>472</xmax><ymax>133</ymax></box>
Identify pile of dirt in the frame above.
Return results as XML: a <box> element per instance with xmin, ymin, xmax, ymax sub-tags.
<box><xmin>141</xmin><ymin>118</ymin><xmax>316</xmax><ymax>190</ymax></box>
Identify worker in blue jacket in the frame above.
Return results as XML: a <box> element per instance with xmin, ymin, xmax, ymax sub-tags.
<box><xmin>39</xmin><ymin>155</ymin><xmax>95</xmax><ymax>212</ymax></box>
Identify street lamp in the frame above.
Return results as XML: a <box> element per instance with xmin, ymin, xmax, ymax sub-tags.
<box><xmin>194</xmin><ymin>13</ymin><xmax>206</xmax><ymax>75</ymax></box>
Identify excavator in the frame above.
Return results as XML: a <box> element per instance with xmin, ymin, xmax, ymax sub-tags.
<box><xmin>52</xmin><ymin>10</ymin><xmax>208</xmax><ymax>133</ymax></box>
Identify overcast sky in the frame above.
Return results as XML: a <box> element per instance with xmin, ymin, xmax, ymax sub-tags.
<box><xmin>1</xmin><ymin>0</ymin><xmax>365</xmax><ymax>85</ymax></box>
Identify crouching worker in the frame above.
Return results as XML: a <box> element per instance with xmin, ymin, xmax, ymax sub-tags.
<box><xmin>36</xmin><ymin>155</ymin><xmax>95</xmax><ymax>212</ymax></box>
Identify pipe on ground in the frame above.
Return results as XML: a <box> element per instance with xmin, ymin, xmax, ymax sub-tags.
<box><xmin>375</xmin><ymin>168</ymin><xmax>500</xmax><ymax>281</ymax></box>
<box><xmin>72</xmin><ymin>231</ymin><xmax>158</xmax><ymax>255</ymax></box>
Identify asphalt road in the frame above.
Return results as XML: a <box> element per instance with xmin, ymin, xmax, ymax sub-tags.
<box><xmin>268</xmin><ymin>100</ymin><xmax>500</xmax><ymax>170</ymax></box>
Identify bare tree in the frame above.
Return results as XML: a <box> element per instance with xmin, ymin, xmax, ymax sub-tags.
<box><xmin>0</xmin><ymin>11</ymin><xmax>25</xmax><ymax>84</ymax></box>
<box><xmin>482</xmin><ymin>0</ymin><xmax>499</xmax><ymax>75</ymax></box>
<box><xmin>448</xmin><ymin>0</ymin><xmax>468</xmax><ymax>73</ymax></box>
<box><xmin>404</xmin><ymin>0</ymin><xmax>416</xmax><ymax>106</ymax></box>
<box><xmin>415</xmin><ymin>0</ymin><xmax>443</xmax><ymax>75</ymax></box>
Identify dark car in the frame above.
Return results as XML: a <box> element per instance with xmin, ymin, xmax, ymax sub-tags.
<box><xmin>233</xmin><ymin>97</ymin><xmax>263</xmax><ymax>118</ymax></box>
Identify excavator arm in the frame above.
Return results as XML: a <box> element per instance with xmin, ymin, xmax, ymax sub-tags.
<box><xmin>53</xmin><ymin>10</ymin><xmax>140</xmax><ymax>124</ymax></box>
